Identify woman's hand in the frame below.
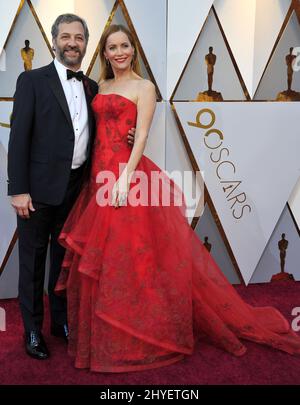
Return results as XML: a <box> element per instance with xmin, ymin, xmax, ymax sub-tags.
<box><xmin>111</xmin><ymin>171</ymin><xmax>132</xmax><ymax>208</ymax></box>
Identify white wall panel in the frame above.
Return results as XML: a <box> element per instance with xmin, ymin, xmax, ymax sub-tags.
<box><xmin>214</xmin><ymin>0</ymin><xmax>256</xmax><ymax>97</ymax></box>
<box><xmin>0</xmin><ymin>0</ymin><xmax>20</xmax><ymax>54</ymax></box>
<box><xmin>0</xmin><ymin>144</ymin><xmax>16</xmax><ymax>270</ymax></box>
<box><xmin>89</xmin><ymin>4</ymin><xmax>152</xmax><ymax>83</ymax></box>
<box><xmin>253</xmin><ymin>0</ymin><xmax>292</xmax><ymax>97</ymax></box>
<box><xmin>32</xmin><ymin>0</ymin><xmax>115</xmax><ymax>74</ymax></box>
<box><xmin>250</xmin><ymin>205</ymin><xmax>300</xmax><ymax>283</ymax></box>
<box><xmin>167</xmin><ymin>0</ymin><xmax>214</xmax><ymax>99</ymax></box>
<box><xmin>144</xmin><ymin>102</ymin><xmax>166</xmax><ymax>170</ymax></box>
<box><xmin>173</xmin><ymin>8</ymin><xmax>246</xmax><ymax>101</ymax></box>
<box><xmin>174</xmin><ymin>101</ymin><xmax>300</xmax><ymax>284</ymax></box>
<box><xmin>124</xmin><ymin>0</ymin><xmax>167</xmax><ymax>98</ymax></box>
<box><xmin>0</xmin><ymin>241</ymin><xmax>19</xmax><ymax>299</ymax></box>
<box><xmin>195</xmin><ymin>204</ymin><xmax>241</xmax><ymax>284</ymax></box>
<box><xmin>254</xmin><ymin>11</ymin><xmax>300</xmax><ymax>100</ymax></box>
<box><xmin>31</xmin><ymin>0</ymin><xmax>75</xmax><ymax>36</ymax></box>
<box><xmin>74</xmin><ymin>0</ymin><xmax>115</xmax><ymax>73</ymax></box>
<box><xmin>215</xmin><ymin>0</ymin><xmax>292</xmax><ymax>98</ymax></box>
<box><xmin>289</xmin><ymin>178</ymin><xmax>300</xmax><ymax>229</ymax></box>
<box><xmin>0</xmin><ymin>101</ymin><xmax>13</xmax><ymax>152</ymax></box>
<box><xmin>0</xmin><ymin>1</ymin><xmax>52</xmax><ymax>97</ymax></box>
<box><xmin>166</xmin><ymin>104</ymin><xmax>202</xmax><ymax>223</ymax></box>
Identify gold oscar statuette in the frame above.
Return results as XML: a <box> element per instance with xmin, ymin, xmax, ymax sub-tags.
<box><xmin>203</xmin><ymin>236</ymin><xmax>212</xmax><ymax>253</ymax></box>
<box><xmin>196</xmin><ymin>46</ymin><xmax>223</xmax><ymax>102</ymax></box>
<box><xmin>271</xmin><ymin>233</ymin><xmax>294</xmax><ymax>281</ymax></box>
<box><xmin>20</xmin><ymin>39</ymin><xmax>35</xmax><ymax>71</ymax></box>
<box><xmin>276</xmin><ymin>47</ymin><xmax>300</xmax><ymax>101</ymax></box>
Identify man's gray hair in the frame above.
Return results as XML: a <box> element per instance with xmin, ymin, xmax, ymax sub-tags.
<box><xmin>51</xmin><ymin>14</ymin><xmax>89</xmax><ymax>42</ymax></box>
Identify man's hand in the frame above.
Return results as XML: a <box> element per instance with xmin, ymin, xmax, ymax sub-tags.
<box><xmin>127</xmin><ymin>127</ymin><xmax>136</xmax><ymax>146</ymax></box>
<box><xmin>11</xmin><ymin>194</ymin><xmax>35</xmax><ymax>219</ymax></box>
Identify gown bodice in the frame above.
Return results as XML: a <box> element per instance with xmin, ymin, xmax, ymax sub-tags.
<box><xmin>90</xmin><ymin>94</ymin><xmax>137</xmax><ymax>177</ymax></box>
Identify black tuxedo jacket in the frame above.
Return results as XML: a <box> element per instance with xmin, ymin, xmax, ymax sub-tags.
<box><xmin>7</xmin><ymin>61</ymin><xmax>99</xmax><ymax>205</ymax></box>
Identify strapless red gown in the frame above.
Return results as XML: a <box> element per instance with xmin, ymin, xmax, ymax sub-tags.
<box><xmin>56</xmin><ymin>94</ymin><xmax>300</xmax><ymax>372</ymax></box>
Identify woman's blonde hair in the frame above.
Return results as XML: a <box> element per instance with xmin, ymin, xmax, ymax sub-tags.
<box><xmin>99</xmin><ymin>24</ymin><xmax>142</xmax><ymax>81</ymax></box>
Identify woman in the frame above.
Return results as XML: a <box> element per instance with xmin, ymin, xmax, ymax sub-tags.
<box><xmin>56</xmin><ymin>24</ymin><xmax>300</xmax><ymax>372</ymax></box>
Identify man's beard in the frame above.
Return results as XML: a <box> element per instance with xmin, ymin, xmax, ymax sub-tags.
<box><xmin>57</xmin><ymin>45</ymin><xmax>86</xmax><ymax>67</ymax></box>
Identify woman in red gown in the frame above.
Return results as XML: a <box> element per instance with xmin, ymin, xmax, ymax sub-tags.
<box><xmin>56</xmin><ymin>24</ymin><xmax>300</xmax><ymax>372</ymax></box>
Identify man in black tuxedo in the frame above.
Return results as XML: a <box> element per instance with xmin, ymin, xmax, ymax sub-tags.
<box><xmin>7</xmin><ymin>14</ymin><xmax>135</xmax><ymax>360</ymax></box>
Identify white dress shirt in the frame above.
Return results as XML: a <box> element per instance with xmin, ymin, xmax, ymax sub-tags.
<box><xmin>54</xmin><ymin>58</ymin><xmax>89</xmax><ymax>169</ymax></box>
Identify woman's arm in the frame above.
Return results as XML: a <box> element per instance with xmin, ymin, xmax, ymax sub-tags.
<box><xmin>126</xmin><ymin>80</ymin><xmax>156</xmax><ymax>176</ymax></box>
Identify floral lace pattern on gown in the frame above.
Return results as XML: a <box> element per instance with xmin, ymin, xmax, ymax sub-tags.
<box><xmin>56</xmin><ymin>94</ymin><xmax>300</xmax><ymax>373</ymax></box>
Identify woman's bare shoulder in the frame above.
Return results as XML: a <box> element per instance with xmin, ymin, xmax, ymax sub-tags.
<box><xmin>137</xmin><ymin>78</ymin><xmax>156</xmax><ymax>93</ymax></box>
<box><xmin>98</xmin><ymin>79</ymin><xmax>112</xmax><ymax>93</ymax></box>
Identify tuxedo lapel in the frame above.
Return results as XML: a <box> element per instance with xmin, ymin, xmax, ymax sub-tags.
<box><xmin>82</xmin><ymin>76</ymin><xmax>95</xmax><ymax>156</ymax></box>
<box><xmin>82</xmin><ymin>76</ymin><xmax>94</xmax><ymax>140</ymax></box>
<box><xmin>45</xmin><ymin>62</ymin><xmax>73</xmax><ymax>131</ymax></box>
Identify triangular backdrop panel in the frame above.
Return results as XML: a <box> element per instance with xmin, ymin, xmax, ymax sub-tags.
<box><xmin>31</xmin><ymin>0</ymin><xmax>75</xmax><ymax>42</ymax></box>
<box><xmin>167</xmin><ymin>0</ymin><xmax>214</xmax><ymax>99</ymax></box>
<box><xmin>0</xmin><ymin>241</ymin><xmax>19</xmax><ymax>299</ymax></box>
<box><xmin>214</xmin><ymin>0</ymin><xmax>256</xmax><ymax>98</ymax></box>
<box><xmin>253</xmin><ymin>0</ymin><xmax>292</xmax><ymax>98</ymax></box>
<box><xmin>289</xmin><ymin>178</ymin><xmax>300</xmax><ymax>229</ymax></box>
<box><xmin>0</xmin><ymin>240</ymin><xmax>51</xmax><ymax>299</ymax></box>
<box><xmin>0</xmin><ymin>101</ymin><xmax>13</xmax><ymax>152</ymax></box>
<box><xmin>250</xmin><ymin>204</ymin><xmax>300</xmax><ymax>283</ymax></box>
<box><xmin>123</xmin><ymin>0</ymin><xmax>167</xmax><ymax>99</ymax></box>
<box><xmin>174</xmin><ymin>101</ymin><xmax>300</xmax><ymax>283</ymax></box>
<box><xmin>31</xmin><ymin>0</ymin><xmax>116</xmax><ymax>74</ymax></box>
<box><xmin>254</xmin><ymin>11</ymin><xmax>300</xmax><ymax>100</ymax></box>
<box><xmin>0</xmin><ymin>144</ymin><xmax>17</xmax><ymax>271</ymax></box>
<box><xmin>214</xmin><ymin>0</ymin><xmax>291</xmax><ymax>98</ymax></box>
<box><xmin>74</xmin><ymin>0</ymin><xmax>116</xmax><ymax>73</ymax></box>
<box><xmin>142</xmin><ymin>102</ymin><xmax>166</xmax><ymax>169</ymax></box>
<box><xmin>173</xmin><ymin>8</ymin><xmax>246</xmax><ymax>101</ymax></box>
<box><xmin>88</xmin><ymin>3</ymin><xmax>151</xmax><ymax>85</ymax></box>
<box><xmin>165</xmin><ymin>105</ymin><xmax>202</xmax><ymax>223</ymax></box>
<box><xmin>0</xmin><ymin>0</ymin><xmax>52</xmax><ymax>98</ymax></box>
<box><xmin>0</xmin><ymin>0</ymin><xmax>21</xmax><ymax>53</ymax></box>
<box><xmin>195</xmin><ymin>203</ymin><xmax>241</xmax><ymax>284</ymax></box>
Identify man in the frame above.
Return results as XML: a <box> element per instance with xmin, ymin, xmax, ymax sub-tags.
<box><xmin>7</xmin><ymin>14</ymin><xmax>135</xmax><ymax>360</ymax></box>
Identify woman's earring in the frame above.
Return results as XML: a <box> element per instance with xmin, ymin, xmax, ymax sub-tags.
<box><xmin>106</xmin><ymin>59</ymin><xmax>110</xmax><ymax>66</ymax></box>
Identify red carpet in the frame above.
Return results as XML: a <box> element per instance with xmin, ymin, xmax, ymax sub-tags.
<box><xmin>1</xmin><ymin>281</ymin><xmax>300</xmax><ymax>385</ymax></box>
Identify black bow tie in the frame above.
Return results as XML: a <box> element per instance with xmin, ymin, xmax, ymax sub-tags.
<box><xmin>66</xmin><ymin>69</ymin><xmax>84</xmax><ymax>81</ymax></box>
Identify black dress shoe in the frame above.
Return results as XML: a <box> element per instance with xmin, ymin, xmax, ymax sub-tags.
<box><xmin>50</xmin><ymin>323</ymin><xmax>69</xmax><ymax>342</ymax></box>
<box><xmin>25</xmin><ymin>331</ymin><xmax>49</xmax><ymax>360</ymax></box>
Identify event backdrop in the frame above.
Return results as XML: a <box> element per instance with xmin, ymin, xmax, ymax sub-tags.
<box><xmin>0</xmin><ymin>0</ymin><xmax>300</xmax><ymax>298</ymax></box>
